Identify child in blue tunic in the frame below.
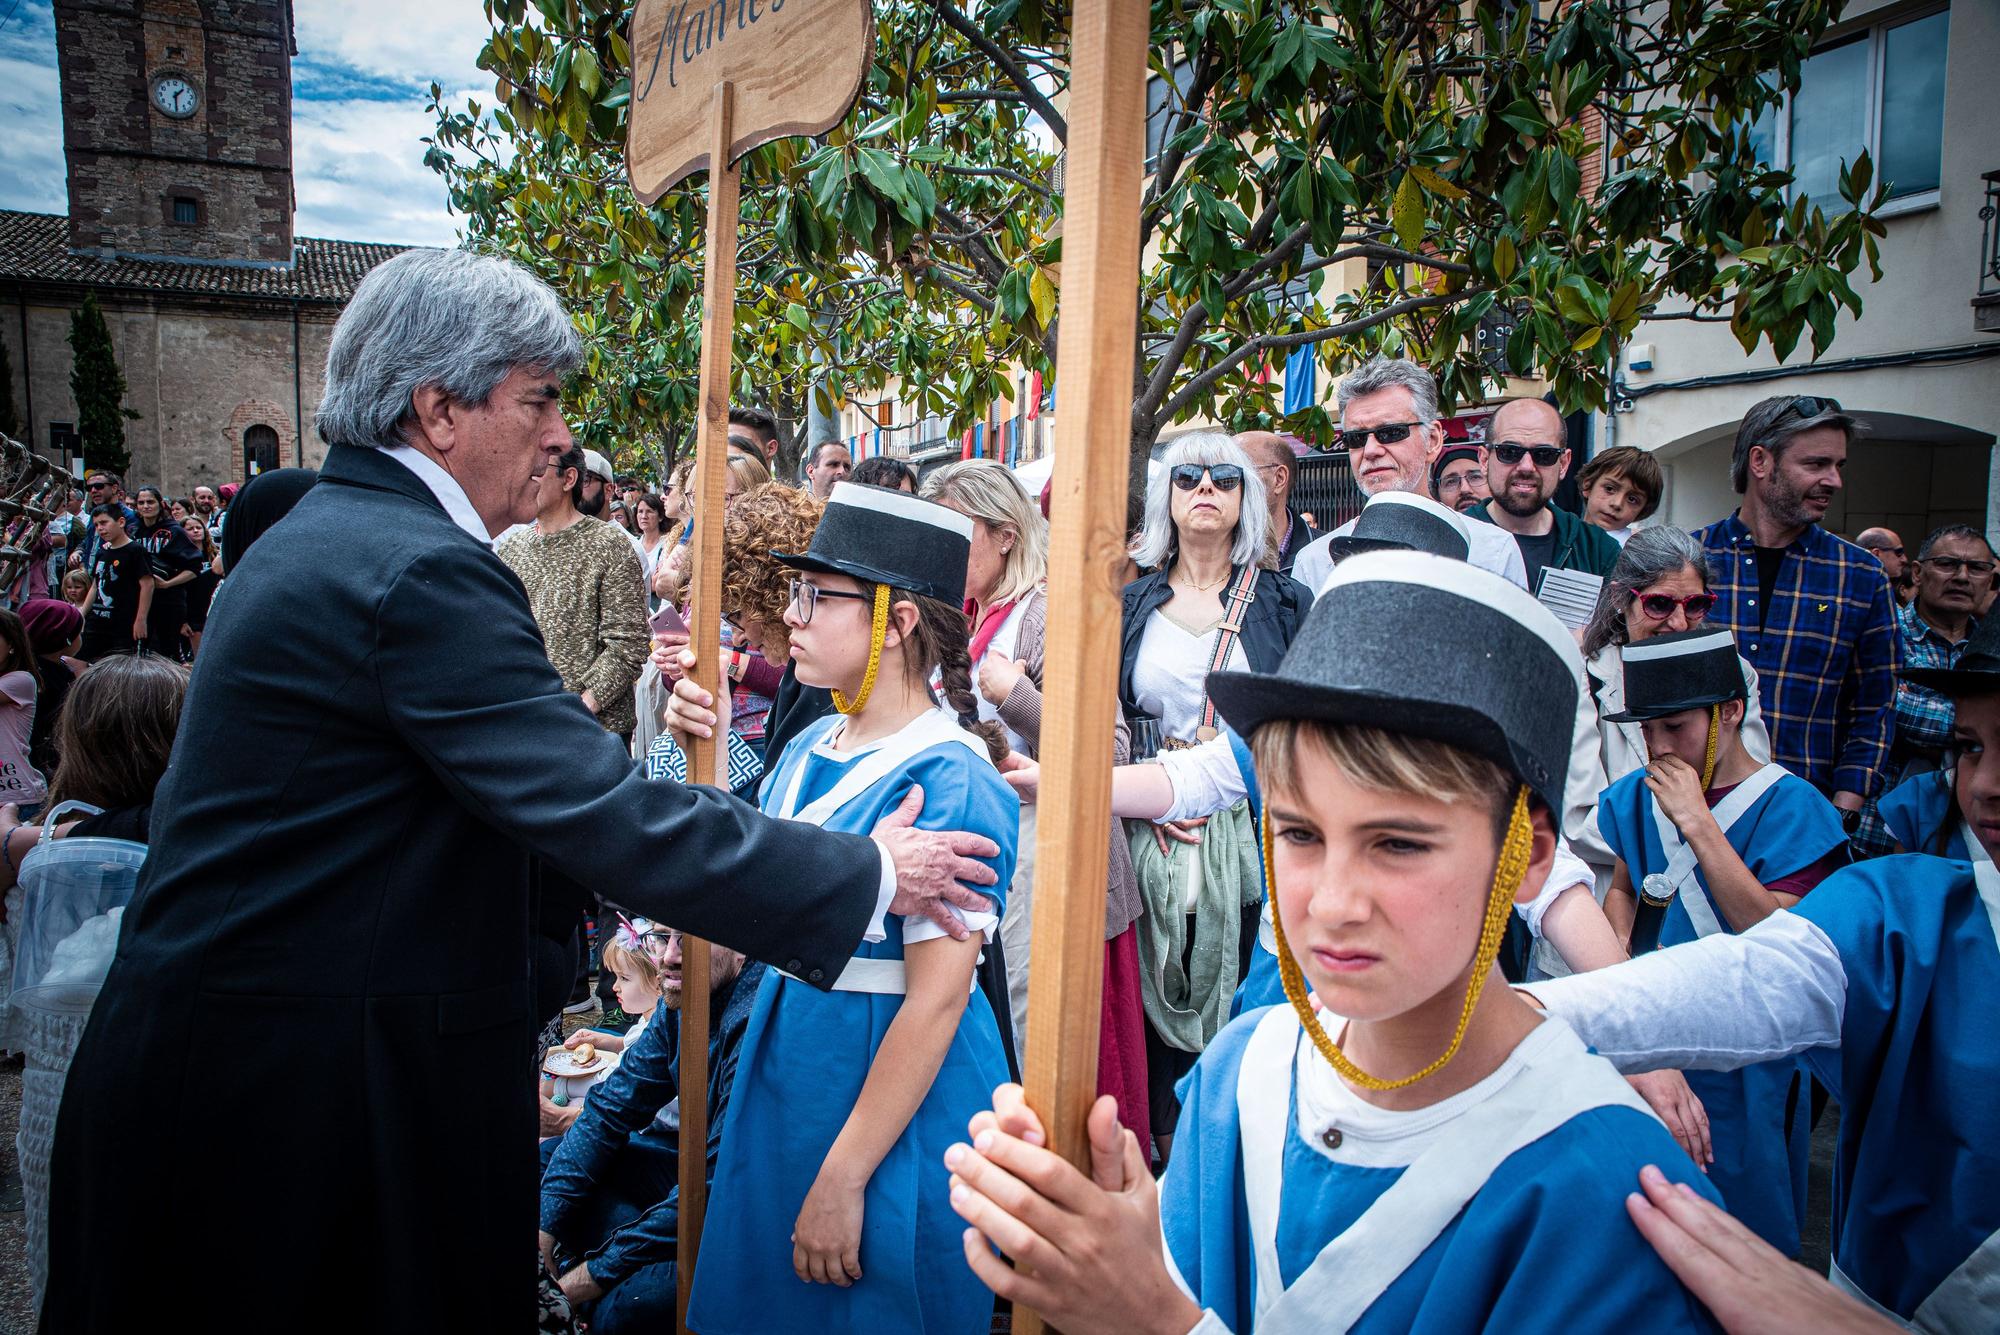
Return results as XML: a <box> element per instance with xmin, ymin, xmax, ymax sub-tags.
<box><xmin>1595</xmin><ymin>628</ymin><xmax>1847</xmax><ymax>1255</ymax></box>
<box><xmin>687</xmin><ymin>483</ymin><xmax>1017</xmax><ymax>1335</ymax></box>
<box><xmin>1533</xmin><ymin>609</ymin><xmax>2000</xmax><ymax>1326</ymax></box>
<box><xmin>945</xmin><ymin>553</ymin><xmax>1720</xmax><ymax>1333</ymax></box>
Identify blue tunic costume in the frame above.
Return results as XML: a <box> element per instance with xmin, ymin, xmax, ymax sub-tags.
<box><xmin>1597</xmin><ymin>763</ymin><xmax>1845</xmax><ymax>1255</ymax></box>
<box><xmin>1160</xmin><ymin>1007</ymin><xmax>1721</xmax><ymax>1332</ymax></box>
<box><xmin>1876</xmin><ymin>767</ymin><xmax>1966</xmax><ymax>859</ymax></box>
<box><xmin>1537</xmin><ymin>840</ymin><xmax>2000</xmax><ymax>1326</ymax></box>
<box><xmin>686</xmin><ymin>708</ymin><xmax>1017</xmax><ymax>1335</ymax></box>
<box><xmin>1791</xmin><ymin>849</ymin><xmax>2000</xmax><ymax>1322</ymax></box>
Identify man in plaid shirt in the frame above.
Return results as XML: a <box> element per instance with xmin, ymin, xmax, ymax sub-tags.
<box><xmin>1694</xmin><ymin>396</ymin><xmax>1899</xmax><ymax>838</ymax></box>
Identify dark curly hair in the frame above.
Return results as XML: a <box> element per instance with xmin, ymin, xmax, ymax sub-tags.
<box><xmin>720</xmin><ymin>484</ymin><xmax>822</xmax><ymax>661</ymax></box>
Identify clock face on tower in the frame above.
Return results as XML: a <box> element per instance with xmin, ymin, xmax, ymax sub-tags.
<box><xmin>151</xmin><ymin>74</ymin><xmax>198</xmax><ymax>119</ymax></box>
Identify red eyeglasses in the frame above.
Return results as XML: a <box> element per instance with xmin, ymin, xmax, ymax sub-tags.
<box><xmin>1634</xmin><ymin>592</ymin><xmax>1716</xmax><ymax>621</ymax></box>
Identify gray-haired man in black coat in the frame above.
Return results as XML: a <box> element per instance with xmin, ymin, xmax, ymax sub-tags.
<box><xmin>41</xmin><ymin>249</ymin><xmax>998</xmax><ymax>1332</ymax></box>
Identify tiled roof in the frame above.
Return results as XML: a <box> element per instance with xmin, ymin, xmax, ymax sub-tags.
<box><xmin>0</xmin><ymin>210</ymin><xmax>415</xmax><ymax>305</ymax></box>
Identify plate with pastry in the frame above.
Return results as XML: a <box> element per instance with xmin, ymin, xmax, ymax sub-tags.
<box><xmin>543</xmin><ymin>1042</ymin><xmax>607</xmax><ymax>1078</ymax></box>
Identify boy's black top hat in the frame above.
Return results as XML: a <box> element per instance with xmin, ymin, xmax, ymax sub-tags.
<box><xmin>1207</xmin><ymin>550</ymin><xmax>1580</xmax><ymax>811</ymax></box>
<box><xmin>775</xmin><ymin>481</ymin><xmax>973</xmax><ymax>606</ymax></box>
<box><xmin>1323</xmin><ymin>491</ymin><xmax>1471</xmax><ymax>565</ymax></box>
<box><xmin>1903</xmin><ymin>613</ymin><xmax>2000</xmax><ymax>698</ymax></box>
<box><xmin>1602</xmin><ymin>628</ymin><xmax>1749</xmax><ymax>723</ymax></box>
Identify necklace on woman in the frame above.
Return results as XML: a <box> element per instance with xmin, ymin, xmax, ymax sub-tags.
<box><xmin>1176</xmin><ymin>566</ymin><xmax>1230</xmax><ymax>594</ymax></box>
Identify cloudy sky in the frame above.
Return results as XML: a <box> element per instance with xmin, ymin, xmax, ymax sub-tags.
<box><xmin>0</xmin><ymin>0</ymin><xmax>490</xmax><ymax>246</ymax></box>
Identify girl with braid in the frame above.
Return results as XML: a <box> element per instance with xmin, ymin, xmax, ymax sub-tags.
<box><xmin>689</xmin><ymin>484</ymin><xmax>1017</xmax><ymax>1335</ymax></box>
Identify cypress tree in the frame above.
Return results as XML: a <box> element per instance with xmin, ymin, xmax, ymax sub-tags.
<box><xmin>68</xmin><ymin>293</ymin><xmax>138</xmax><ymax>475</ymax></box>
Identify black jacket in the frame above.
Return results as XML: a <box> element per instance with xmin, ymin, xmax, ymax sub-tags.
<box><xmin>1118</xmin><ymin>564</ymin><xmax>1313</xmax><ymax>720</ymax></box>
<box><xmin>44</xmin><ymin>444</ymin><xmax>883</xmax><ymax>1331</ymax></box>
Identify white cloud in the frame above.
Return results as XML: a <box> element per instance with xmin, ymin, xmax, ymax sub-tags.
<box><xmin>0</xmin><ymin>0</ymin><xmax>64</xmax><ymax>216</ymax></box>
<box><xmin>293</xmin><ymin>0</ymin><xmax>495</xmax><ymax>88</ymax></box>
<box><xmin>292</xmin><ymin>92</ymin><xmax>479</xmax><ymax>247</ymax></box>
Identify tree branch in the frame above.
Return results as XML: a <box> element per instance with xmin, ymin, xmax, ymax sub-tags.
<box><xmin>920</xmin><ymin>0</ymin><xmax>1068</xmax><ymax>143</ymax></box>
<box><xmin>1156</xmin><ymin>289</ymin><xmax>1485</xmax><ymax>423</ymax></box>
<box><xmin>935</xmin><ymin>163</ymin><xmax>1055</xmax><ymax>200</ymax></box>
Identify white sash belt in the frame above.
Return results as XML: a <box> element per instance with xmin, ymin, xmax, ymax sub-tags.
<box><xmin>778</xmin><ymin>956</ymin><xmax>910</xmax><ymax>995</ymax></box>
<box><xmin>1648</xmin><ymin>762</ymin><xmax>1787</xmax><ymax>939</ymax></box>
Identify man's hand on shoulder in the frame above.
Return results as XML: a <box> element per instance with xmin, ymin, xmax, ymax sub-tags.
<box><xmin>870</xmin><ymin>785</ymin><xmax>999</xmax><ymax>941</ymax></box>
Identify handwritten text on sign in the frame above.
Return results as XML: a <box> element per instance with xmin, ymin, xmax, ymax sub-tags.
<box><xmin>625</xmin><ymin>0</ymin><xmax>872</xmax><ymax>202</ymax></box>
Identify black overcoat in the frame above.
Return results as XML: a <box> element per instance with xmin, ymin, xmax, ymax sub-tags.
<box><xmin>41</xmin><ymin>445</ymin><xmax>882</xmax><ymax>1331</ymax></box>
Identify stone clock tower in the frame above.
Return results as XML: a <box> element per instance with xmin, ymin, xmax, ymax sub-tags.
<box><xmin>54</xmin><ymin>0</ymin><xmax>296</xmax><ymax>266</ymax></box>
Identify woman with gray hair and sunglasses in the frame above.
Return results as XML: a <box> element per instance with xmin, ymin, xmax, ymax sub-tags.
<box><xmin>1582</xmin><ymin>524</ymin><xmax>1772</xmax><ymax>785</ymax></box>
<box><xmin>1117</xmin><ymin>431</ymin><xmax>1312</xmax><ymax>1158</ymax></box>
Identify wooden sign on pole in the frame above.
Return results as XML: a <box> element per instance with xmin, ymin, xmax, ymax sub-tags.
<box><xmin>624</xmin><ymin>1</ymin><xmax>872</xmax><ymax>1328</ymax></box>
<box><xmin>1017</xmin><ymin>2</ymin><xmax>1150</xmax><ymax>1332</ymax></box>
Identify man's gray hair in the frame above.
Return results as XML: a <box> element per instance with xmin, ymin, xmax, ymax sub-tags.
<box><xmin>316</xmin><ymin>248</ymin><xmax>582</xmax><ymax>450</ymax></box>
<box><xmin>1580</xmin><ymin>524</ymin><xmax>1715</xmax><ymax>659</ymax></box>
<box><xmin>1336</xmin><ymin>357</ymin><xmax>1439</xmax><ymax>428</ymax></box>
<box><xmin>1917</xmin><ymin>524</ymin><xmax>1994</xmax><ymax>562</ymax></box>
<box><xmin>1728</xmin><ymin>395</ymin><xmax>1860</xmax><ymax>494</ymax></box>
<box><xmin>1130</xmin><ymin>432</ymin><xmax>1270</xmax><ymax>571</ymax></box>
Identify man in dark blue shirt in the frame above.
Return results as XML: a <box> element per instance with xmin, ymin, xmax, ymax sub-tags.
<box><xmin>540</xmin><ymin>931</ymin><xmax>764</xmax><ymax>1333</ymax></box>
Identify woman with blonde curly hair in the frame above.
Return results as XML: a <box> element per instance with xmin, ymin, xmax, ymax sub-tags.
<box><xmin>639</xmin><ymin>484</ymin><xmax>824</xmax><ymax>789</ymax></box>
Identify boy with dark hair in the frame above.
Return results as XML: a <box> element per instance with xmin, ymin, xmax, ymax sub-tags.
<box><xmin>1577</xmin><ymin>445</ymin><xmax>1664</xmax><ymax>543</ymax></box>
<box><xmin>79</xmin><ymin>502</ymin><xmax>153</xmax><ymax>661</ymax></box>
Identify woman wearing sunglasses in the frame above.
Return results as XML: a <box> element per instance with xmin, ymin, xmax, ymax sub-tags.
<box><xmin>1581</xmin><ymin>525</ymin><xmax>1772</xmax><ymax>786</ymax></box>
<box><xmin>1117</xmin><ymin>432</ymin><xmax>1312</xmax><ymax>1158</ymax></box>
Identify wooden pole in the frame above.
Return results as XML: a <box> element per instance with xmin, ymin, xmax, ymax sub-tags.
<box><xmin>676</xmin><ymin>78</ymin><xmax>738</xmax><ymax>1335</ymax></box>
<box><xmin>1016</xmin><ymin>1</ymin><xmax>1149</xmax><ymax>1331</ymax></box>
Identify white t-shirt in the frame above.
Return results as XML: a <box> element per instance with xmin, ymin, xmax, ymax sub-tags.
<box><xmin>1130</xmin><ymin>608</ymin><xmax>1250</xmax><ymax>743</ymax></box>
<box><xmin>0</xmin><ymin>670</ymin><xmax>45</xmax><ymax>808</ymax></box>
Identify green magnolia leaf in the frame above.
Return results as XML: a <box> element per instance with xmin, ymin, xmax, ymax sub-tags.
<box><xmin>1493</xmin><ymin>234</ymin><xmax>1517</xmax><ymax>282</ymax></box>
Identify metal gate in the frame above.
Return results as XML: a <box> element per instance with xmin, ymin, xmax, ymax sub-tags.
<box><xmin>1289</xmin><ymin>450</ymin><xmax>1364</xmax><ymax>532</ymax></box>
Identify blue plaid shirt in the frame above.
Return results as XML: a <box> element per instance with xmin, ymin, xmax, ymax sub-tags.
<box><xmin>1893</xmin><ymin>603</ymin><xmax>1977</xmax><ymax>759</ymax></box>
<box><xmin>1694</xmin><ymin>513</ymin><xmax>1899</xmax><ymax>797</ymax></box>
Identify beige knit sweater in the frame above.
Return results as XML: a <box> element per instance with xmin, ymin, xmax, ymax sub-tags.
<box><xmin>497</xmin><ymin>516</ymin><xmax>650</xmax><ymax>737</ymax></box>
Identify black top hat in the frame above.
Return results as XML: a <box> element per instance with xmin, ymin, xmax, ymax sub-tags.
<box><xmin>1324</xmin><ymin>491</ymin><xmax>1471</xmax><ymax>565</ymax></box>
<box><xmin>1602</xmin><ymin>628</ymin><xmax>1749</xmax><ymax>722</ymax></box>
<box><xmin>1903</xmin><ymin>613</ymin><xmax>2000</xmax><ymax>697</ymax></box>
<box><xmin>1207</xmin><ymin>550</ymin><xmax>1579</xmax><ymax>811</ymax></box>
<box><xmin>775</xmin><ymin>482</ymin><xmax>972</xmax><ymax>605</ymax></box>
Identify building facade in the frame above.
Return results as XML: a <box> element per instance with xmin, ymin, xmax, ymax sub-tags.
<box><xmin>1613</xmin><ymin>0</ymin><xmax>1999</xmax><ymax>543</ymax></box>
<box><xmin>0</xmin><ymin>0</ymin><xmax>407</xmax><ymax>493</ymax></box>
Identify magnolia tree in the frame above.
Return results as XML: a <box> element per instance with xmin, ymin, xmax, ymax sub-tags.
<box><xmin>429</xmin><ymin>0</ymin><xmax>1882</xmax><ymax>483</ymax></box>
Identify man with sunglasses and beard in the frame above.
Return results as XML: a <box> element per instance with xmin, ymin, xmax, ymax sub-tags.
<box><xmin>1292</xmin><ymin>358</ymin><xmax>1528</xmax><ymax>596</ymax></box>
<box><xmin>1693</xmin><ymin>395</ymin><xmax>1898</xmax><ymax>836</ymax></box>
<box><xmin>1467</xmin><ymin>397</ymin><xmax>1620</xmax><ymax>591</ymax></box>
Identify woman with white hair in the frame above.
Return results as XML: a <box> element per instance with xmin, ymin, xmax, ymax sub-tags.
<box><xmin>927</xmin><ymin>459</ymin><xmax>1154</xmax><ymax>1159</ymax></box>
<box><xmin>1117</xmin><ymin>432</ymin><xmax>1312</xmax><ymax>1157</ymax></box>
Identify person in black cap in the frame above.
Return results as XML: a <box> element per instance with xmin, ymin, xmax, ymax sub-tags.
<box><xmin>1596</xmin><ymin>627</ymin><xmax>1847</xmax><ymax>1257</ymax></box>
<box><xmin>1432</xmin><ymin>442</ymin><xmax>1489</xmax><ymax>514</ymax></box>
<box><xmin>946</xmin><ymin>551</ymin><xmax>1721</xmax><ymax>1333</ymax></box>
<box><xmin>1520</xmin><ymin>610</ymin><xmax>2000</xmax><ymax>1326</ymax></box>
<box><xmin>687</xmin><ymin>481</ymin><xmax>1020</xmax><ymax>1335</ymax></box>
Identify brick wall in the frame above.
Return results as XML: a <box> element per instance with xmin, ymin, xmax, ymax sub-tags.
<box><xmin>56</xmin><ymin>0</ymin><xmax>295</xmax><ymax>264</ymax></box>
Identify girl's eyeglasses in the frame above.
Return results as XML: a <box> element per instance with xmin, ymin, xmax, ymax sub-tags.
<box><xmin>1170</xmin><ymin>464</ymin><xmax>1244</xmax><ymax>492</ymax></box>
<box><xmin>786</xmin><ymin>578</ymin><xmax>872</xmax><ymax>624</ymax></box>
<box><xmin>1634</xmin><ymin>591</ymin><xmax>1717</xmax><ymax>621</ymax></box>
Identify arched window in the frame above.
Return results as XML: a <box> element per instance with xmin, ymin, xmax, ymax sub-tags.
<box><xmin>244</xmin><ymin>424</ymin><xmax>280</xmax><ymax>478</ymax></box>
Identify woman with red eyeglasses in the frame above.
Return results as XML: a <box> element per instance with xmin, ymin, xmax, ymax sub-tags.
<box><xmin>1582</xmin><ymin>525</ymin><xmax>1772</xmax><ymax>784</ymax></box>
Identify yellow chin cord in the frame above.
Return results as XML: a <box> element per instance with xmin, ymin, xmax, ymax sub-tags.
<box><xmin>831</xmin><ymin>584</ymin><xmax>891</xmax><ymax>715</ymax></box>
<box><xmin>1267</xmin><ymin>785</ymin><xmax>1535</xmax><ymax>1092</ymax></box>
<box><xmin>1700</xmin><ymin>703</ymin><xmax>1721</xmax><ymax>790</ymax></box>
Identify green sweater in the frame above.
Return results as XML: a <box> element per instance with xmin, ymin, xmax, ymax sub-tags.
<box><xmin>1467</xmin><ymin>499</ymin><xmax>1622</xmax><ymax>580</ymax></box>
<box><xmin>497</xmin><ymin>516</ymin><xmax>650</xmax><ymax>737</ymax></box>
